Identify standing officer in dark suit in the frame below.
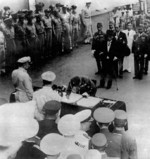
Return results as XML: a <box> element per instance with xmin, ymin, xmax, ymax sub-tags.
<box><xmin>132</xmin><ymin>25</ymin><xmax>148</xmax><ymax>80</ymax></box>
<box><xmin>115</xmin><ymin>24</ymin><xmax>127</xmax><ymax>78</ymax></box>
<box><xmin>113</xmin><ymin>110</ymin><xmax>138</xmax><ymax>159</ymax></box>
<box><xmin>91</xmin><ymin>22</ymin><xmax>105</xmax><ymax>75</ymax></box>
<box><xmin>37</xmin><ymin>100</ymin><xmax>61</xmax><ymax>139</ymax></box>
<box><xmin>97</xmin><ymin>30</ymin><xmax>118</xmax><ymax>89</ymax></box>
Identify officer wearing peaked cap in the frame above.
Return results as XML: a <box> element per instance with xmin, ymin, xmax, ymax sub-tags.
<box><xmin>90</xmin><ymin>133</ymin><xmax>108</xmax><ymax>159</ymax></box>
<box><xmin>37</xmin><ymin>100</ymin><xmax>61</xmax><ymax>138</ymax></box>
<box><xmin>33</xmin><ymin>71</ymin><xmax>61</xmax><ymax>121</ymax></box>
<box><xmin>11</xmin><ymin>56</ymin><xmax>33</xmax><ymax>103</ymax></box>
<box><xmin>89</xmin><ymin>108</ymin><xmax>122</xmax><ymax>158</ymax></box>
<box><xmin>92</xmin><ymin>22</ymin><xmax>106</xmax><ymax>75</ymax></box>
<box><xmin>113</xmin><ymin>110</ymin><xmax>138</xmax><ymax>159</ymax></box>
<box><xmin>75</xmin><ymin>109</ymin><xmax>92</xmax><ymax>132</ymax></box>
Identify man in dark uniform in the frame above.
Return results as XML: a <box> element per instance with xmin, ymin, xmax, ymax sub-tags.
<box><xmin>35</xmin><ymin>14</ymin><xmax>45</xmax><ymax>59</ymax></box>
<box><xmin>91</xmin><ymin>107</ymin><xmax>122</xmax><ymax>158</ymax></box>
<box><xmin>66</xmin><ymin>76</ymin><xmax>97</xmax><ymax>97</ymax></box>
<box><xmin>115</xmin><ymin>24</ymin><xmax>127</xmax><ymax>78</ymax></box>
<box><xmin>113</xmin><ymin>110</ymin><xmax>138</xmax><ymax>159</ymax></box>
<box><xmin>37</xmin><ymin>100</ymin><xmax>61</xmax><ymax>139</ymax></box>
<box><xmin>91</xmin><ymin>22</ymin><xmax>105</xmax><ymax>75</ymax></box>
<box><xmin>97</xmin><ymin>30</ymin><xmax>118</xmax><ymax>89</ymax></box>
<box><xmin>132</xmin><ymin>24</ymin><xmax>148</xmax><ymax>80</ymax></box>
<box><xmin>43</xmin><ymin>9</ymin><xmax>52</xmax><ymax>57</ymax></box>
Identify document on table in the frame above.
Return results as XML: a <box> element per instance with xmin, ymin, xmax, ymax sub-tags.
<box><xmin>76</xmin><ymin>97</ymin><xmax>103</xmax><ymax>108</ymax></box>
<box><xmin>61</xmin><ymin>93</ymin><xmax>82</xmax><ymax>103</ymax></box>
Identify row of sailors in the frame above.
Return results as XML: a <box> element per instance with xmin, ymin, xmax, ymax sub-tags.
<box><xmin>0</xmin><ymin>4</ymin><xmax>81</xmax><ymax>72</ymax></box>
<box><xmin>0</xmin><ymin>99</ymin><xmax>137</xmax><ymax>159</ymax></box>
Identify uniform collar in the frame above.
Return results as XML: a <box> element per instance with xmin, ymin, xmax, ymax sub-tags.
<box><xmin>18</xmin><ymin>67</ymin><xmax>27</xmax><ymax>72</ymax></box>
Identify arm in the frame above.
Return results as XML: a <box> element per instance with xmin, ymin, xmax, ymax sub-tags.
<box><xmin>23</xmin><ymin>74</ymin><xmax>34</xmax><ymax>100</ymax></box>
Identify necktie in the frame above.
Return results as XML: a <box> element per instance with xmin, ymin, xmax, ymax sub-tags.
<box><xmin>128</xmin><ymin>31</ymin><xmax>130</xmax><ymax>36</ymax></box>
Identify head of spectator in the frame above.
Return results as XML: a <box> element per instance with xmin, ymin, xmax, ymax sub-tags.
<box><xmin>97</xmin><ymin>22</ymin><xmax>103</xmax><ymax>32</ymax></box>
<box><xmin>58</xmin><ymin>114</ymin><xmax>80</xmax><ymax>137</ymax></box>
<box><xmin>121</xmin><ymin>12</ymin><xmax>124</xmax><ymax>16</ymax></box>
<box><xmin>3</xmin><ymin>6</ymin><xmax>11</xmax><ymax>18</ymax></box>
<box><xmin>106</xmin><ymin>30</ymin><xmax>115</xmax><ymax>42</ymax></box>
<box><xmin>55</xmin><ymin>3</ymin><xmax>62</xmax><ymax>12</ymax></box>
<box><xmin>44</xmin><ymin>9</ymin><xmax>50</xmax><ymax>17</ymax></box>
<box><xmin>93</xmin><ymin>107</ymin><xmax>115</xmax><ymax>130</ymax></box>
<box><xmin>71</xmin><ymin>5</ymin><xmax>77</xmax><ymax>13</ymax></box>
<box><xmin>115</xmin><ymin>24</ymin><xmax>121</xmax><ymax>33</ymax></box>
<box><xmin>27</xmin><ymin>11</ymin><xmax>36</xmax><ymax>25</ymax></box>
<box><xmin>109</xmin><ymin>21</ymin><xmax>114</xmax><ymax>30</ymax></box>
<box><xmin>138</xmin><ymin>24</ymin><xmax>144</xmax><ymax>34</ymax></box>
<box><xmin>42</xmin><ymin>100</ymin><xmax>61</xmax><ymax>120</ymax></box>
<box><xmin>40</xmin><ymin>133</ymin><xmax>65</xmax><ymax>159</ymax></box>
<box><xmin>35</xmin><ymin>14</ymin><xmax>42</xmax><ymax>23</ymax></box>
<box><xmin>85</xmin><ymin>149</ymin><xmax>102</xmax><ymax>159</ymax></box>
<box><xmin>41</xmin><ymin>71</ymin><xmax>56</xmax><ymax>86</ymax></box>
<box><xmin>18</xmin><ymin>13</ymin><xmax>26</xmax><ymax>24</ymax></box>
<box><xmin>127</xmin><ymin>22</ymin><xmax>132</xmax><ymax>31</ymax></box>
<box><xmin>62</xmin><ymin>5</ymin><xmax>67</xmax><ymax>14</ymax></box>
<box><xmin>90</xmin><ymin>133</ymin><xmax>107</xmax><ymax>152</ymax></box>
<box><xmin>66</xmin><ymin>154</ymin><xmax>82</xmax><ymax>159</ymax></box>
<box><xmin>86</xmin><ymin>2</ymin><xmax>91</xmax><ymax>9</ymax></box>
<box><xmin>11</xmin><ymin>13</ymin><xmax>18</xmax><ymax>23</ymax></box>
<box><xmin>49</xmin><ymin>4</ymin><xmax>56</xmax><ymax>13</ymax></box>
<box><xmin>17</xmin><ymin>56</ymin><xmax>31</xmax><ymax>70</ymax></box>
<box><xmin>75</xmin><ymin>109</ymin><xmax>92</xmax><ymax>131</ymax></box>
<box><xmin>114</xmin><ymin>110</ymin><xmax>127</xmax><ymax>131</ymax></box>
<box><xmin>4</xmin><ymin>17</ymin><xmax>13</xmax><ymax>28</ymax></box>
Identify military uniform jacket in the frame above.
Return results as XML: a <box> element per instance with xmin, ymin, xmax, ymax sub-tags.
<box><xmin>92</xmin><ymin>31</ymin><xmax>106</xmax><ymax>54</ymax></box>
<box><xmin>132</xmin><ymin>33</ymin><xmax>148</xmax><ymax>56</ymax></box>
<box><xmin>113</xmin><ymin>129</ymin><xmax>137</xmax><ymax>159</ymax></box>
<box><xmin>101</xmin><ymin>128</ymin><xmax>122</xmax><ymax>158</ymax></box>
<box><xmin>12</xmin><ymin>67</ymin><xmax>33</xmax><ymax>102</ymax></box>
<box><xmin>37</xmin><ymin>119</ymin><xmax>59</xmax><ymax>139</ymax></box>
<box><xmin>15</xmin><ymin>22</ymin><xmax>27</xmax><ymax>40</ymax></box>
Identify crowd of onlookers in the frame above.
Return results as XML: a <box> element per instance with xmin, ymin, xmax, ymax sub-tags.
<box><xmin>92</xmin><ymin>6</ymin><xmax>150</xmax><ymax>89</ymax></box>
<box><xmin>0</xmin><ymin>2</ymin><xmax>93</xmax><ymax>74</ymax></box>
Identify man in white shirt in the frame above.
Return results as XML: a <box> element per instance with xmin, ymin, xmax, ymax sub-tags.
<box><xmin>123</xmin><ymin>22</ymin><xmax>136</xmax><ymax>72</ymax></box>
<box><xmin>81</xmin><ymin>1</ymin><xmax>92</xmax><ymax>44</ymax></box>
<box><xmin>11</xmin><ymin>56</ymin><xmax>33</xmax><ymax>102</ymax></box>
<box><xmin>33</xmin><ymin>71</ymin><xmax>62</xmax><ymax>121</ymax></box>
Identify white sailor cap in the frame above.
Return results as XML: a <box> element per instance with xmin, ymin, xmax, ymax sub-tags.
<box><xmin>41</xmin><ymin>71</ymin><xmax>56</xmax><ymax>82</ymax></box>
<box><xmin>75</xmin><ymin>110</ymin><xmax>92</xmax><ymax>123</ymax></box>
<box><xmin>85</xmin><ymin>149</ymin><xmax>102</xmax><ymax>159</ymax></box>
<box><xmin>17</xmin><ymin>56</ymin><xmax>31</xmax><ymax>63</ymax></box>
<box><xmin>40</xmin><ymin>133</ymin><xmax>65</xmax><ymax>155</ymax></box>
<box><xmin>0</xmin><ymin>117</ymin><xmax>39</xmax><ymax>146</ymax></box>
<box><xmin>67</xmin><ymin>154</ymin><xmax>82</xmax><ymax>159</ymax></box>
<box><xmin>58</xmin><ymin>114</ymin><xmax>81</xmax><ymax>136</ymax></box>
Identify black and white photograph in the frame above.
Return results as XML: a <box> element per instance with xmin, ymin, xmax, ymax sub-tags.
<box><xmin>0</xmin><ymin>0</ymin><xmax>149</xmax><ymax>158</ymax></box>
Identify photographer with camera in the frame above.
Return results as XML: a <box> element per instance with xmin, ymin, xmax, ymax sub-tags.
<box><xmin>33</xmin><ymin>71</ymin><xmax>62</xmax><ymax>121</ymax></box>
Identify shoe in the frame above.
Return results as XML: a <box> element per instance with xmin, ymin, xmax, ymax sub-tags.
<box><xmin>106</xmin><ymin>80</ymin><xmax>112</xmax><ymax>89</ymax></box>
<box><xmin>144</xmin><ymin>72</ymin><xmax>148</xmax><ymax>75</ymax></box>
<box><xmin>118</xmin><ymin>75</ymin><xmax>123</xmax><ymax>78</ymax></box>
<box><xmin>133</xmin><ymin>76</ymin><xmax>138</xmax><ymax>79</ymax></box>
<box><xmin>97</xmin><ymin>79</ymin><xmax>105</xmax><ymax>88</ymax></box>
<box><xmin>95</xmin><ymin>71</ymin><xmax>100</xmax><ymax>75</ymax></box>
